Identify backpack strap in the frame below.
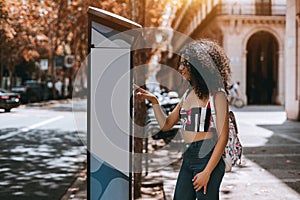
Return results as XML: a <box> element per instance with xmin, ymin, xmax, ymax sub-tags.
<box><xmin>182</xmin><ymin>88</ymin><xmax>192</xmax><ymax>104</ymax></box>
<box><xmin>209</xmin><ymin>95</ymin><xmax>217</xmax><ymax>129</ymax></box>
<box><xmin>217</xmin><ymin>87</ymin><xmax>226</xmax><ymax>94</ymax></box>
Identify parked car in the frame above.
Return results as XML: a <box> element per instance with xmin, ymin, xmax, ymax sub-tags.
<box><xmin>11</xmin><ymin>80</ymin><xmax>49</xmax><ymax>103</ymax></box>
<box><xmin>0</xmin><ymin>88</ymin><xmax>21</xmax><ymax>112</ymax></box>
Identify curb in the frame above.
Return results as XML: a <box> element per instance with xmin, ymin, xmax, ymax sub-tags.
<box><xmin>60</xmin><ymin>164</ymin><xmax>87</xmax><ymax>200</ymax></box>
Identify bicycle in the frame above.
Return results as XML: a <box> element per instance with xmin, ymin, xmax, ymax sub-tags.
<box><xmin>229</xmin><ymin>96</ymin><xmax>245</xmax><ymax>108</ymax></box>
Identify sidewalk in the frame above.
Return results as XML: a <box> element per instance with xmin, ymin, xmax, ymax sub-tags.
<box><xmin>64</xmin><ymin>105</ymin><xmax>300</xmax><ymax>199</ymax></box>
<box><xmin>223</xmin><ymin>106</ymin><xmax>300</xmax><ymax>199</ymax></box>
<box><xmin>138</xmin><ymin>106</ymin><xmax>300</xmax><ymax>200</ymax></box>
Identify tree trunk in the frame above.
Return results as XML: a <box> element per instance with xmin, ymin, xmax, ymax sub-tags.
<box><xmin>132</xmin><ymin>49</ymin><xmax>147</xmax><ymax>199</ymax></box>
<box><xmin>0</xmin><ymin>50</ymin><xmax>3</xmax><ymax>88</ymax></box>
<box><xmin>130</xmin><ymin>0</ymin><xmax>147</xmax><ymax>198</ymax></box>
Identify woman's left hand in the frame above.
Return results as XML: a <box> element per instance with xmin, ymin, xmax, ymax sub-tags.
<box><xmin>192</xmin><ymin>171</ymin><xmax>211</xmax><ymax>194</ymax></box>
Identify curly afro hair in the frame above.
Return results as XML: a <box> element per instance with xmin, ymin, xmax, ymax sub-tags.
<box><xmin>178</xmin><ymin>39</ymin><xmax>231</xmax><ymax>100</ymax></box>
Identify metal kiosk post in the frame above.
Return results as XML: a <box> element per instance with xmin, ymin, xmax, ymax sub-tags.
<box><xmin>87</xmin><ymin>7</ymin><xmax>142</xmax><ymax>200</ymax></box>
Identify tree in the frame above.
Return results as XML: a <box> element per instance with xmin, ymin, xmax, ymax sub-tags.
<box><xmin>0</xmin><ymin>0</ymin><xmax>88</xmax><ymax>91</ymax></box>
<box><xmin>0</xmin><ymin>0</ymin><xmax>13</xmax><ymax>86</ymax></box>
<box><xmin>15</xmin><ymin>0</ymin><xmax>89</xmax><ymax>97</ymax></box>
<box><xmin>3</xmin><ymin>1</ymin><xmax>43</xmax><ymax>87</ymax></box>
<box><xmin>87</xmin><ymin>0</ymin><xmax>131</xmax><ymax>19</ymax></box>
<box><xmin>0</xmin><ymin>0</ymin><xmax>51</xmax><ymax>87</ymax></box>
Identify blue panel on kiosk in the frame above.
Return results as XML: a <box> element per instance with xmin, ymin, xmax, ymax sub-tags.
<box><xmin>90</xmin><ymin>153</ymin><xmax>129</xmax><ymax>200</ymax></box>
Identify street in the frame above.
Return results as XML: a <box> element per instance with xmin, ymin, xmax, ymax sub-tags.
<box><xmin>0</xmin><ymin>99</ymin><xmax>87</xmax><ymax>200</ymax></box>
<box><xmin>2</xmin><ymin>101</ymin><xmax>300</xmax><ymax>200</ymax></box>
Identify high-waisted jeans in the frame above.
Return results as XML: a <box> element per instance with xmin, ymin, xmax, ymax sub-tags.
<box><xmin>173</xmin><ymin>138</ymin><xmax>225</xmax><ymax>200</ymax></box>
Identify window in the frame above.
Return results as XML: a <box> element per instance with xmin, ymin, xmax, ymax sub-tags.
<box><xmin>255</xmin><ymin>0</ymin><xmax>271</xmax><ymax>16</ymax></box>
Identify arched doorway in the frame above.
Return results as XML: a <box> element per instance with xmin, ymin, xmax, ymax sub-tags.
<box><xmin>246</xmin><ymin>31</ymin><xmax>279</xmax><ymax>105</ymax></box>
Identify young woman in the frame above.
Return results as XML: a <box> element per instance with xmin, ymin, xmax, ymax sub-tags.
<box><xmin>135</xmin><ymin>39</ymin><xmax>231</xmax><ymax>200</ymax></box>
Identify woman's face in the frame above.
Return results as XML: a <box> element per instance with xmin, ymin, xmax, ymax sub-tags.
<box><xmin>178</xmin><ymin>55</ymin><xmax>191</xmax><ymax>81</ymax></box>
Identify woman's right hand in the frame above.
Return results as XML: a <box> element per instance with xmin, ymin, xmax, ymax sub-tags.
<box><xmin>134</xmin><ymin>84</ymin><xmax>158</xmax><ymax>105</ymax></box>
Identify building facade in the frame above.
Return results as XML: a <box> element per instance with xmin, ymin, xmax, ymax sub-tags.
<box><xmin>285</xmin><ymin>0</ymin><xmax>300</xmax><ymax>120</ymax></box>
<box><xmin>169</xmin><ymin>0</ymin><xmax>299</xmax><ymax>120</ymax></box>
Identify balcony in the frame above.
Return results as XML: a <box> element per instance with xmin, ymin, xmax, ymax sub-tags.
<box><xmin>216</xmin><ymin>2</ymin><xmax>286</xmax><ymax>16</ymax></box>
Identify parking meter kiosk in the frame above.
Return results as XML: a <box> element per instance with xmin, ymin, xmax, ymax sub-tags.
<box><xmin>88</xmin><ymin>7</ymin><xmax>141</xmax><ymax>200</ymax></box>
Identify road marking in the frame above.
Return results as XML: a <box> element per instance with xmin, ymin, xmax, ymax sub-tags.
<box><xmin>277</xmin><ymin>134</ymin><xmax>300</xmax><ymax>143</ymax></box>
<box><xmin>262</xmin><ymin>144</ymin><xmax>300</xmax><ymax>147</ymax></box>
<box><xmin>21</xmin><ymin>116</ymin><xmax>64</xmax><ymax>132</ymax></box>
<box><xmin>246</xmin><ymin>153</ymin><xmax>300</xmax><ymax>157</ymax></box>
<box><xmin>0</xmin><ymin>116</ymin><xmax>64</xmax><ymax>140</ymax></box>
<box><xmin>222</xmin><ymin>178</ymin><xmax>300</xmax><ymax>184</ymax></box>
